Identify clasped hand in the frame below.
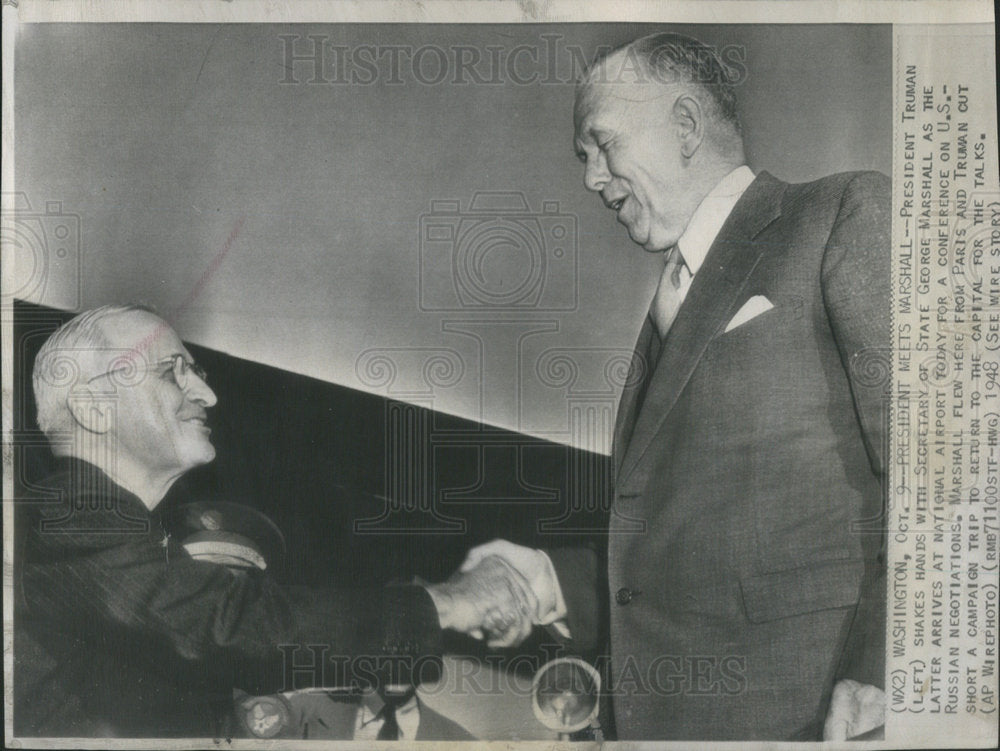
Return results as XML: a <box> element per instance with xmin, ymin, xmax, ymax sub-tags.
<box><xmin>426</xmin><ymin>547</ymin><xmax>543</xmax><ymax>647</ymax></box>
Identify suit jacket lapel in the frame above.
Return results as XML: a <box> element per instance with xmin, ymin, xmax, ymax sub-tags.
<box><xmin>616</xmin><ymin>172</ymin><xmax>787</xmax><ymax>488</ymax></box>
<box><xmin>613</xmin><ymin>314</ymin><xmax>656</xmax><ymax>478</ymax></box>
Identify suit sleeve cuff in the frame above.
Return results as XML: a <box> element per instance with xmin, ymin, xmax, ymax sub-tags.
<box><xmin>536</xmin><ymin>551</ymin><xmax>571</xmax><ymax>638</ymax></box>
<box><xmin>545</xmin><ymin>547</ymin><xmax>602</xmax><ymax>651</ymax></box>
<box><xmin>377</xmin><ymin>585</ymin><xmax>443</xmax><ymax>686</ymax></box>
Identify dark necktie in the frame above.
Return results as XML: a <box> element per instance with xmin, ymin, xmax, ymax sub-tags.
<box><xmin>376</xmin><ymin>689</ymin><xmax>415</xmax><ymax>740</ymax></box>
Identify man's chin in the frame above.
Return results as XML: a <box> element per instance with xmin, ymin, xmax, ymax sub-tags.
<box><xmin>640</xmin><ymin>233</ymin><xmax>674</xmax><ymax>254</ymax></box>
<box><xmin>188</xmin><ymin>442</ymin><xmax>216</xmax><ymax>466</ymax></box>
<box><xmin>634</xmin><ymin>233</ymin><xmax>669</xmax><ymax>254</ymax></box>
<box><xmin>622</xmin><ymin>223</ymin><xmax>649</xmax><ymax>250</ymax></box>
<box><xmin>622</xmin><ymin>221</ymin><xmax>669</xmax><ymax>253</ymax></box>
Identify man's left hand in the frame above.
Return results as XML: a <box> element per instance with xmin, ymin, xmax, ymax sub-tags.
<box><xmin>823</xmin><ymin>679</ymin><xmax>885</xmax><ymax>740</ymax></box>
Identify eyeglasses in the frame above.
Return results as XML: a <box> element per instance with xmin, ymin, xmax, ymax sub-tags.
<box><xmin>87</xmin><ymin>353</ymin><xmax>209</xmax><ymax>389</ymax></box>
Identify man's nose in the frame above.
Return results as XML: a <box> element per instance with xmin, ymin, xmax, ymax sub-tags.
<box><xmin>186</xmin><ymin>373</ymin><xmax>217</xmax><ymax>408</ymax></box>
<box><xmin>583</xmin><ymin>152</ymin><xmax>611</xmax><ymax>193</ymax></box>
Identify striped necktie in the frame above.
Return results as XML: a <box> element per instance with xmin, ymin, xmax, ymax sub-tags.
<box><xmin>651</xmin><ymin>246</ymin><xmax>692</xmax><ymax>338</ymax></box>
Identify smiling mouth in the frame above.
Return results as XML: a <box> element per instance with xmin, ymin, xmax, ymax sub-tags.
<box><xmin>183</xmin><ymin>416</ymin><xmax>209</xmax><ymax>429</ymax></box>
<box><xmin>609</xmin><ymin>197</ymin><xmax>626</xmax><ymax>212</ymax></box>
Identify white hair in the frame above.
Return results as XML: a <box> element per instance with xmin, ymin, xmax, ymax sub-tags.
<box><xmin>32</xmin><ymin>304</ymin><xmax>156</xmax><ymax>441</ymax></box>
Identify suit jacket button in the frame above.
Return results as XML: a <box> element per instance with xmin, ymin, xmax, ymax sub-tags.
<box><xmin>615</xmin><ymin>587</ymin><xmax>633</xmax><ymax>605</ymax></box>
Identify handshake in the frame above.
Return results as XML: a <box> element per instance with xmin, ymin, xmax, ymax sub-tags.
<box><xmin>424</xmin><ymin>540</ymin><xmax>563</xmax><ymax>648</ymax></box>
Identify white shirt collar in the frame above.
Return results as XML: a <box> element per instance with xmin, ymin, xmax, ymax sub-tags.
<box><xmin>675</xmin><ymin>165</ymin><xmax>756</xmax><ymax>276</ymax></box>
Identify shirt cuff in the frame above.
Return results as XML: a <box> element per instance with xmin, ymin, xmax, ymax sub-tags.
<box><xmin>535</xmin><ymin>551</ymin><xmax>571</xmax><ymax>638</ymax></box>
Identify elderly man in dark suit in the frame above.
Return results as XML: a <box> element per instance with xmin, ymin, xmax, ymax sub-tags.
<box><xmin>15</xmin><ymin>304</ymin><xmax>531</xmax><ymax>739</ymax></box>
<box><xmin>460</xmin><ymin>32</ymin><xmax>889</xmax><ymax>741</ymax></box>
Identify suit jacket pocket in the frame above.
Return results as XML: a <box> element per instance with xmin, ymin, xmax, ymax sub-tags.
<box><xmin>710</xmin><ymin>293</ymin><xmax>804</xmax><ymax>345</ymax></box>
<box><xmin>739</xmin><ymin>558</ymin><xmax>864</xmax><ymax>624</ymax></box>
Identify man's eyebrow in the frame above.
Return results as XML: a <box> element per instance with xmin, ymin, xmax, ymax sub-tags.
<box><xmin>574</xmin><ymin>126</ymin><xmax>601</xmax><ymax>147</ymax></box>
<box><xmin>153</xmin><ymin>353</ymin><xmax>183</xmax><ymax>369</ymax></box>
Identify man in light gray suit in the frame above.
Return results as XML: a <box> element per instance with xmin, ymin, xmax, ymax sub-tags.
<box><xmin>461</xmin><ymin>32</ymin><xmax>889</xmax><ymax>740</ymax></box>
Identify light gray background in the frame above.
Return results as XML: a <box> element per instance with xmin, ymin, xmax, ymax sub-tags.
<box><xmin>15</xmin><ymin>23</ymin><xmax>890</xmax><ymax>449</ymax></box>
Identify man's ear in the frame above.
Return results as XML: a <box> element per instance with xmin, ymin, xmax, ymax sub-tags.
<box><xmin>673</xmin><ymin>94</ymin><xmax>705</xmax><ymax>159</ymax></box>
<box><xmin>66</xmin><ymin>387</ymin><xmax>113</xmax><ymax>435</ymax></box>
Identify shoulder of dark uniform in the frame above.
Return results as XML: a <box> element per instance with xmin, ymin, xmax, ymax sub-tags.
<box><xmin>18</xmin><ymin>474</ymin><xmax>153</xmax><ymax>557</ymax></box>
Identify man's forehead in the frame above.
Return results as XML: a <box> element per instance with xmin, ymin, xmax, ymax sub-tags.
<box><xmin>97</xmin><ymin>311</ymin><xmax>184</xmax><ymax>364</ymax></box>
<box><xmin>575</xmin><ymin>61</ymin><xmax>674</xmax><ymax>128</ymax></box>
<box><xmin>573</xmin><ymin>79</ymin><xmax>617</xmax><ymax>135</ymax></box>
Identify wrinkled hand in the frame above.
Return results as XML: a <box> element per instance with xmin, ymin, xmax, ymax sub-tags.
<box><xmin>823</xmin><ymin>679</ymin><xmax>885</xmax><ymax>740</ymax></box>
<box><xmin>426</xmin><ymin>556</ymin><xmax>538</xmax><ymax>648</ymax></box>
<box><xmin>460</xmin><ymin>539</ymin><xmax>556</xmax><ymax>617</ymax></box>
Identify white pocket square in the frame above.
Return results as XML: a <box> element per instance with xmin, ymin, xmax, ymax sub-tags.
<box><xmin>725</xmin><ymin>295</ymin><xmax>774</xmax><ymax>332</ymax></box>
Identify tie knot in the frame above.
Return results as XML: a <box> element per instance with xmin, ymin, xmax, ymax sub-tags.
<box><xmin>652</xmin><ymin>246</ymin><xmax>689</xmax><ymax>338</ymax></box>
<box><xmin>665</xmin><ymin>246</ymin><xmax>687</xmax><ymax>288</ymax></box>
